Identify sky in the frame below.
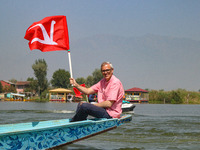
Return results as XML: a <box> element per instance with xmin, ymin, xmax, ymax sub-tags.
<box><xmin>0</xmin><ymin>0</ymin><xmax>200</xmax><ymax>91</ymax></box>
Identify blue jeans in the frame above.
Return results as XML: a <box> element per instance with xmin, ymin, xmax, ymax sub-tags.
<box><xmin>71</xmin><ymin>103</ymin><xmax>112</xmax><ymax>122</ymax></box>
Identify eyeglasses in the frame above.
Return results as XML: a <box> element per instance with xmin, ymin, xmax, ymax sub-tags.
<box><xmin>101</xmin><ymin>69</ymin><xmax>112</xmax><ymax>73</ymax></box>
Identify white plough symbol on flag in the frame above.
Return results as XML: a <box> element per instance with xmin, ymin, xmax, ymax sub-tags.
<box><xmin>28</xmin><ymin>20</ymin><xmax>58</xmax><ymax>45</ymax></box>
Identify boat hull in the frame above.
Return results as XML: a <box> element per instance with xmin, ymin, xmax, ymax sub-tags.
<box><xmin>0</xmin><ymin>115</ymin><xmax>132</xmax><ymax>150</ymax></box>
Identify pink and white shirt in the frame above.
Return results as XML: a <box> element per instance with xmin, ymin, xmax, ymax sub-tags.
<box><xmin>91</xmin><ymin>75</ymin><xmax>124</xmax><ymax>118</ymax></box>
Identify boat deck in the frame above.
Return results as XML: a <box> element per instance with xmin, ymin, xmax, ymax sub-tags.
<box><xmin>0</xmin><ymin>118</ymin><xmax>116</xmax><ymax>136</ymax></box>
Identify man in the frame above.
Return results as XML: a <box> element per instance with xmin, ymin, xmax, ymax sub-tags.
<box><xmin>69</xmin><ymin>62</ymin><xmax>124</xmax><ymax>122</ymax></box>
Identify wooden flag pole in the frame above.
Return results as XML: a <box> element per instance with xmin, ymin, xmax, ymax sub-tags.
<box><xmin>67</xmin><ymin>50</ymin><xmax>73</xmax><ymax>78</ymax></box>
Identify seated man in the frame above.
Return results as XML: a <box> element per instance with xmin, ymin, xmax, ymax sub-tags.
<box><xmin>69</xmin><ymin>62</ymin><xmax>124</xmax><ymax>122</ymax></box>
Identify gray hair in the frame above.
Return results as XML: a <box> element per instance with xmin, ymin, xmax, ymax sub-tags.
<box><xmin>101</xmin><ymin>62</ymin><xmax>114</xmax><ymax>69</ymax></box>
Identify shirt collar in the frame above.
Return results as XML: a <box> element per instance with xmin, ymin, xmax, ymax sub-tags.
<box><xmin>104</xmin><ymin>75</ymin><xmax>114</xmax><ymax>84</ymax></box>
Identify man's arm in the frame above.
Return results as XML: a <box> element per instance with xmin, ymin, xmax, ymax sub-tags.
<box><xmin>70</xmin><ymin>78</ymin><xmax>95</xmax><ymax>95</ymax></box>
<box><xmin>93</xmin><ymin>100</ymin><xmax>114</xmax><ymax>108</ymax></box>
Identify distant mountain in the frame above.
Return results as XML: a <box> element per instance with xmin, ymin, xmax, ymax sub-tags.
<box><xmin>71</xmin><ymin>34</ymin><xmax>200</xmax><ymax>71</ymax></box>
<box><xmin>71</xmin><ymin>34</ymin><xmax>200</xmax><ymax>90</ymax></box>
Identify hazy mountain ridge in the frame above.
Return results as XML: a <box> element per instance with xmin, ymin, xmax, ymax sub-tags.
<box><xmin>71</xmin><ymin>34</ymin><xmax>200</xmax><ymax>90</ymax></box>
<box><xmin>72</xmin><ymin>34</ymin><xmax>200</xmax><ymax>65</ymax></box>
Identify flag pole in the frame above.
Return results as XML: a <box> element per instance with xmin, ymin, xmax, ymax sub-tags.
<box><xmin>67</xmin><ymin>50</ymin><xmax>73</xmax><ymax>78</ymax></box>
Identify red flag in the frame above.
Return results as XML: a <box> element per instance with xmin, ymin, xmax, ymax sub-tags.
<box><xmin>73</xmin><ymin>84</ymin><xmax>85</xmax><ymax>97</ymax></box>
<box><xmin>24</xmin><ymin>15</ymin><xmax>70</xmax><ymax>52</ymax></box>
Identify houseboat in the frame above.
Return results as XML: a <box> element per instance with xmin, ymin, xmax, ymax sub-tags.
<box><xmin>124</xmin><ymin>87</ymin><xmax>149</xmax><ymax>103</ymax></box>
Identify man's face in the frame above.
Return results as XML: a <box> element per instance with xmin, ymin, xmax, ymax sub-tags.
<box><xmin>101</xmin><ymin>64</ymin><xmax>113</xmax><ymax>81</ymax></box>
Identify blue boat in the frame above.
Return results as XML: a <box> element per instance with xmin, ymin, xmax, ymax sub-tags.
<box><xmin>0</xmin><ymin>115</ymin><xmax>132</xmax><ymax>150</ymax></box>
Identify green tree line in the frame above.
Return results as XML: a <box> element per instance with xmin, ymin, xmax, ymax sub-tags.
<box><xmin>149</xmin><ymin>89</ymin><xmax>200</xmax><ymax>104</ymax></box>
<box><xmin>0</xmin><ymin>59</ymin><xmax>103</xmax><ymax>100</ymax></box>
<box><xmin>1</xmin><ymin>58</ymin><xmax>200</xmax><ymax>104</ymax></box>
<box><xmin>28</xmin><ymin>59</ymin><xmax>102</xmax><ymax>100</ymax></box>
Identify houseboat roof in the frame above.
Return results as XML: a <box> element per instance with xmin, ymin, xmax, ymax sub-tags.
<box><xmin>49</xmin><ymin>88</ymin><xmax>72</xmax><ymax>93</ymax></box>
<box><xmin>125</xmin><ymin>87</ymin><xmax>148</xmax><ymax>93</ymax></box>
<box><xmin>1</xmin><ymin>80</ymin><xmax>15</xmax><ymax>85</ymax></box>
<box><xmin>16</xmin><ymin>81</ymin><xmax>30</xmax><ymax>86</ymax></box>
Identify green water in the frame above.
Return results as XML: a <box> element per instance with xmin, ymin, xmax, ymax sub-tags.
<box><xmin>0</xmin><ymin>102</ymin><xmax>199</xmax><ymax>150</ymax></box>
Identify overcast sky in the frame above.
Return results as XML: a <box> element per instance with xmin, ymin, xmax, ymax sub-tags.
<box><xmin>0</xmin><ymin>0</ymin><xmax>200</xmax><ymax>91</ymax></box>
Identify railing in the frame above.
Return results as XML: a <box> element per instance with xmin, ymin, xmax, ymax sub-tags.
<box><xmin>125</xmin><ymin>95</ymin><xmax>149</xmax><ymax>103</ymax></box>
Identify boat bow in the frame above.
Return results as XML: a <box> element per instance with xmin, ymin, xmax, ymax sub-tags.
<box><xmin>0</xmin><ymin>115</ymin><xmax>132</xmax><ymax>150</ymax></box>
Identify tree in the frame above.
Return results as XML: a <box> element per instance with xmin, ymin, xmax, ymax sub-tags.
<box><xmin>76</xmin><ymin>77</ymin><xmax>86</xmax><ymax>85</ymax></box>
<box><xmin>92</xmin><ymin>69</ymin><xmax>103</xmax><ymax>84</ymax></box>
<box><xmin>171</xmin><ymin>90</ymin><xmax>183</xmax><ymax>104</ymax></box>
<box><xmin>26</xmin><ymin>77</ymin><xmax>38</xmax><ymax>95</ymax></box>
<box><xmin>3</xmin><ymin>85</ymin><xmax>16</xmax><ymax>93</ymax></box>
<box><xmin>86</xmin><ymin>75</ymin><xmax>94</xmax><ymax>87</ymax></box>
<box><xmin>51</xmin><ymin>69</ymin><xmax>70</xmax><ymax>88</ymax></box>
<box><xmin>9</xmin><ymin>79</ymin><xmax>17</xmax><ymax>84</ymax></box>
<box><xmin>74</xmin><ymin>68</ymin><xmax>102</xmax><ymax>87</ymax></box>
<box><xmin>32</xmin><ymin>59</ymin><xmax>48</xmax><ymax>96</ymax></box>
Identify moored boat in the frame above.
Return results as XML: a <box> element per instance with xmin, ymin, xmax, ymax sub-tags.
<box><xmin>122</xmin><ymin>103</ymin><xmax>136</xmax><ymax>112</ymax></box>
<box><xmin>122</xmin><ymin>100</ymin><xmax>136</xmax><ymax>112</ymax></box>
<box><xmin>3</xmin><ymin>93</ymin><xmax>34</xmax><ymax>102</ymax></box>
<box><xmin>0</xmin><ymin>115</ymin><xmax>132</xmax><ymax>150</ymax></box>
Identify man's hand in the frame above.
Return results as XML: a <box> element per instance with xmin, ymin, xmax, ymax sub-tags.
<box><xmin>69</xmin><ymin>78</ymin><xmax>78</xmax><ymax>87</ymax></box>
<box><xmin>69</xmin><ymin>78</ymin><xmax>95</xmax><ymax>95</ymax></box>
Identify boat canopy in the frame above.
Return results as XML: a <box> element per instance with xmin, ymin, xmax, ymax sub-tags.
<box><xmin>49</xmin><ymin>88</ymin><xmax>72</xmax><ymax>93</ymax></box>
<box><xmin>10</xmin><ymin>93</ymin><xmax>25</xmax><ymax>97</ymax></box>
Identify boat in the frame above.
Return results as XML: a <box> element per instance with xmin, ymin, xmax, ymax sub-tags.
<box><xmin>0</xmin><ymin>115</ymin><xmax>132</xmax><ymax>150</ymax></box>
<box><xmin>122</xmin><ymin>103</ymin><xmax>136</xmax><ymax>112</ymax></box>
<box><xmin>121</xmin><ymin>100</ymin><xmax>136</xmax><ymax>112</ymax></box>
<box><xmin>4</xmin><ymin>93</ymin><xmax>34</xmax><ymax>102</ymax></box>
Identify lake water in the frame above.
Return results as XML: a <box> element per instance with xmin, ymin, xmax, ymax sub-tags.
<box><xmin>0</xmin><ymin>101</ymin><xmax>199</xmax><ymax>150</ymax></box>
